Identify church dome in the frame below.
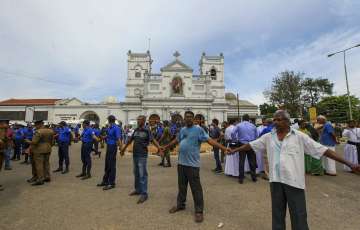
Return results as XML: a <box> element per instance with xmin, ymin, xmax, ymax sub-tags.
<box><xmin>103</xmin><ymin>96</ymin><xmax>118</xmax><ymax>104</ymax></box>
<box><xmin>225</xmin><ymin>92</ymin><xmax>237</xmax><ymax>100</ymax></box>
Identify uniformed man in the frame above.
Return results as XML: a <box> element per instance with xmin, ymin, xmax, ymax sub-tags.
<box><xmin>12</xmin><ymin>124</ymin><xmax>24</xmax><ymax>161</ymax></box>
<box><xmin>53</xmin><ymin>121</ymin><xmax>72</xmax><ymax>174</ymax></box>
<box><xmin>76</xmin><ymin>120</ymin><xmax>98</xmax><ymax>180</ymax></box>
<box><xmin>0</xmin><ymin>119</ymin><xmax>11</xmax><ymax>191</ymax></box>
<box><xmin>97</xmin><ymin>115</ymin><xmax>122</xmax><ymax>190</ymax></box>
<box><xmin>21</xmin><ymin>124</ymin><xmax>34</xmax><ymax>164</ymax></box>
<box><xmin>92</xmin><ymin>123</ymin><xmax>101</xmax><ymax>157</ymax></box>
<box><xmin>25</xmin><ymin>120</ymin><xmax>54</xmax><ymax>186</ymax></box>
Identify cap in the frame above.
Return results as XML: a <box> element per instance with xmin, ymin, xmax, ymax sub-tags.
<box><xmin>34</xmin><ymin>120</ymin><xmax>44</xmax><ymax>125</ymax></box>
<box><xmin>59</xmin><ymin>121</ymin><xmax>67</xmax><ymax>126</ymax></box>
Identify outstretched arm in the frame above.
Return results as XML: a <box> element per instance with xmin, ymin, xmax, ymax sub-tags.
<box><xmin>120</xmin><ymin>138</ymin><xmax>133</xmax><ymax>155</ymax></box>
<box><xmin>163</xmin><ymin>138</ymin><xmax>178</xmax><ymax>151</ymax></box>
<box><xmin>231</xmin><ymin>143</ymin><xmax>253</xmax><ymax>153</ymax></box>
<box><xmin>323</xmin><ymin>149</ymin><xmax>360</xmax><ymax>172</ymax></box>
<box><xmin>207</xmin><ymin>138</ymin><xmax>230</xmax><ymax>154</ymax></box>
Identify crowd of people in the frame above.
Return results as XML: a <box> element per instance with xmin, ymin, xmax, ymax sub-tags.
<box><xmin>0</xmin><ymin>110</ymin><xmax>360</xmax><ymax>227</ymax></box>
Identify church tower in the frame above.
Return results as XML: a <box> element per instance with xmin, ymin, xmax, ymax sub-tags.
<box><xmin>199</xmin><ymin>52</ymin><xmax>225</xmax><ymax>102</ymax></box>
<box><xmin>125</xmin><ymin>50</ymin><xmax>152</xmax><ymax>102</ymax></box>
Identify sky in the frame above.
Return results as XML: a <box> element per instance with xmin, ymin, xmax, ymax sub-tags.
<box><xmin>0</xmin><ymin>0</ymin><xmax>360</xmax><ymax>105</ymax></box>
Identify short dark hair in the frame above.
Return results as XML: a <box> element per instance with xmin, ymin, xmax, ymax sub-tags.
<box><xmin>108</xmin><ymin>115</ymin><xmax>116</xmax><ymax>123</ymax></box>
<box><xmin>83</xmin><ymin>120</ymin><xmax>90</xmax><ymax>125</ymax></box>
<box><xmin>242</xmin><ymin>114</ymin><xmax>250</xmax><ymax>121</ymax></box>
<box><xmin>184</xmin><ymin>111</ymin><xmax>194</xmax><ymax>117</ymax></box>
<box><xmin>212</xmin><ymin>118</ymin><xmax>219</xmax><ymax>126</ymax></box>
<box><xmin>195</xmin><ymin>114</ymin><xmax>205</xmax><ymax>120</ymax></box>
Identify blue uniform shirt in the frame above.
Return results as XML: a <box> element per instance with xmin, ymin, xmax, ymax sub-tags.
<box><xmin>106</xmin><ymin>124</ymin><xmax>122</xmax><ymax>145</ymax></box>
<box><xmin>81</xmin><ymin>127</ymin><xmax>94</xmax><ymax>143</ymax></box>
<box><xmin>59</xmin><ymin>126</ymin><xmax>72</xmax><ymax>143</ymax></box>
<box><xmin>320</xmin><ymin>122</ymin><xmax>336</xmax><ymax>146</ymax></box>
<box><xmin>24</xmin><ymin>127</ymin><xmax>34</xmax><ymax>140</ymax></box>
<box><xmin>15</xmin><ymin>128</ymin><xmax>24</xmax><ymax>140</ymax></box>
<box><xmin>177</xmin><ymin>125</ymin><xmax>209</xmax><ymax>168</ymax></box>
<box><xmin>93</xmin><ymin>128</ymin><xmax>101</xmax><ymax>137</ymax></box>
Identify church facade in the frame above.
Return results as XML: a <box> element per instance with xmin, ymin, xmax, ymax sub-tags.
<box><xmin>0</xmin><ymin>51</ymin><xmax>258</xmax><ymax>125</ymax></box>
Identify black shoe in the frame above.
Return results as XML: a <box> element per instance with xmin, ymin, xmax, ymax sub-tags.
<box><xmin>53</xmin><ymin>168</ymin><xmax>63</xmax><ymax>173</ymax></box>
<box><xmin>81</xmin><ymin>174</ymin><xmax>91</xmax><ymax>180</ymax></box>
<box><xmin>44</xmin><ymin>178</ymin><xmax>51</xmax><ymax>183</ymax></box>
<box><xmin>169</xmin><ymin>206</ymin><xmax>185</xmax><ymax>214</ymax></box>
<box><xmin>61</xmin><ymin>169</ymin><xmax>69</xmax><ymax>174</ymax></box>
<box><xmin>238</xmin><ymin>179</ymin><xmax>244</xmax><ymax>184</ymax></box>
<box><xmin>76</xmin><ymin>173</ymin><xmax>86</xmax><ymax>178</ymax></box>
<box><xmin>27</xmin><ymin>177</ymin><xmax>37</xmax><ymax>183</ymax></box>
<box><xmin>252</xmin><ymin>177</ymin><xmax>257</xmax><ymax>182</ymax></box>
<box><xmin>31</xmin><ymin>181</ymin><xmax>44</xmax><ymax>186</ymax></box>
<box><xmin>215</xmin><ymin>169</ymin><xmax>223</xmax><ymax>174</ymax></box>
<box><xmin>129</xmin><ymin>191</ymin><xmax>140</xmax><ymax>196</ymax></box>
<box><xmin>103</xmin><ymin>185</ymin><xmax>115</xmax><ymax>190</ymax></box>
<box><xmin>137</xmin><ymin>195</ymin><xmax>148</xmax><ymax>204</ymax></box>
<box><xmin>97</xmin><ymin>182</ymin><xmax>107</xmax><ymax>187</ymax></box>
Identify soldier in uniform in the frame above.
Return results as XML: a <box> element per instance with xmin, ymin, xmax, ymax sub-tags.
<box><xmin>25</xmin><ymin>120</ymin><xmax>54</xmax><ymax>186</ymax></box>
<box><xmin>0</xmin><ymin>119</ymin><xmax>11</xmax><ymax>191</ymax></box>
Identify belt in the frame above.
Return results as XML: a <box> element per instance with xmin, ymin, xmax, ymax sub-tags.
<box><xmin>347</xmin><ymin>141</ymin><xmax>360</xmax><ymax>146</ymax></box>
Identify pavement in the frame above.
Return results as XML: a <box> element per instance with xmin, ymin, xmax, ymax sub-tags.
<box><xmin>0</xmin><ymin>144</ymin><xmax>359</xmax><ymax>230</ymax></box>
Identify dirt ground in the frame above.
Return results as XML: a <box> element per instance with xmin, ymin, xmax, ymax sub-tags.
<box><xmin>0</xmin><ymin>144</ymin><xmax>359</xmax><ymax>230</ymax></box>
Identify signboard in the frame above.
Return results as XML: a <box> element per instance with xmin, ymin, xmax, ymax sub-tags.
<box><xmin>309</xmin><ymin>107</ymin><xmax>317</xmax><ymax>123</ymax></box>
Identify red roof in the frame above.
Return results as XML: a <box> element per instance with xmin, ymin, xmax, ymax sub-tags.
<box><xmin>0</xmin><ymin>98</ymin><xmax>62</xmax><ymax>106</ymax></box>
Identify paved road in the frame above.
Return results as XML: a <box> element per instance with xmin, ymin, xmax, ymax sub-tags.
<box><xmin>0</xmin><ymin>144</ymin><xmax>359</xmax><ymax>230</ymax></box>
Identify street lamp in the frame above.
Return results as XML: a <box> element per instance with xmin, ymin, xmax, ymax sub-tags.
<box><xmin>327</xmin><ymin>43</ymin><xmax>360</xmax><ymax>120</ymax></box>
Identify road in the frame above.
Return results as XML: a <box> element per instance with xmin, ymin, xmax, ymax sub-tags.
<box><xmin>0</xmin><ymin>144</ymin><xmax>359</xmax><ymax>230</ymax></box>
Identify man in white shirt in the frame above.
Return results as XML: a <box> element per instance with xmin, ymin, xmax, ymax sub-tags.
<box><xmin>343</xmin><ymin>120</ymin><xmax>360</xmax><ymax>171</ymax></box>
<box><xmin>230</xmin><ymin>110</ymin><xmax>360</xmax><ymax>230</ymax></box>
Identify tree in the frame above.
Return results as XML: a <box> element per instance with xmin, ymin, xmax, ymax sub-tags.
<box><xmin>259</xmin><ymin>103</ymin><xmax>278</xmax><ymax>117</ymax></box>
<box><xmin>301</xmin><ymin>77</ymin><xmax>333</xmax><ymax>106</ymax></box>
<box><xmin>264</xmin><ymin>71</ymin><xmax>303</xmax><ymax>117</ymax></box>
<box><xmin>317</xmin><ymin>95</ymin><xmax>360</xmax><ymax>123</ymax></box>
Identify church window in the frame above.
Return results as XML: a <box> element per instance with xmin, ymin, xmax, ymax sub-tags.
<box><xmin>195</xmin><ymin>85</ymin><xmax>204</xmax><ymax>91</ymax></box>
<box><xmin>150</xmin><ymin>84</ymin><xmax>160</xmax><ymax>91</ymax></box>
<box><xmin>135</xmin><ymin>72</ymin><xmax>141</xmax><ymax>78</ymax></box>
<box><xmin>210</xmin><ymin>68</ymin><xmax>217</xmax><ymax>80</ymax></box>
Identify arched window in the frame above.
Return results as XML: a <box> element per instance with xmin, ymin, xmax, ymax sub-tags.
<box><xmin>210</xmin><ymin>68</ymin><xmax>217</xmax><ymax>80</ymax></box>
<box><xmin>135</xmin><ymin>65</ymin><xmax>142</xmax><ymax>78</ymax></box>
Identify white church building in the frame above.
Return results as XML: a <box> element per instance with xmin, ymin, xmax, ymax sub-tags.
<box><xmin>0</xmin><ymin>51</ymin><xmax>258</xmax><ymax>125</ymax></box>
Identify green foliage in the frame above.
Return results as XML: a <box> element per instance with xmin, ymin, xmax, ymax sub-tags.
<box><xmin>264</xmin><ymin>71</ymin><xmax>303</xmax><ymax>117</ymax></box>
<box><xmin>317</xmin><ymin>95</ymin><xmax>360</xmax><ymax>123</ymax></box>
<box><xmin>259</xmin><ymin>103</ymin><xmax>278</xmax><ymax>117</ymax></box>
<box><xmin>301</xmin><ymin>77</ymin><xmax>333</xmax><ymax>106</ymax></box>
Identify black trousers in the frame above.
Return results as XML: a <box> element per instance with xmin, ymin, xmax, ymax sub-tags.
<box><xmin>270</xmin><ymin>182</ymin><xmax>309</xmax><ymax>230</ymax></box>
<box><xmin>177</xmin><ymin>164</ymin><xmax>204</xmax><ymax>213</ymax></box>
<box><xmin>102</xmin><ymin>144</ymin><xmax>117</xmax><ymax>185</ymax></box>
<box><xmin>238</xmin><ymin>143</ymin><xmax>257</xmax><ymax>180</ymax></box>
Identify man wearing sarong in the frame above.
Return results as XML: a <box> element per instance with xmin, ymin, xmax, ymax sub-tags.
<box><xmin>230</xmin><ymin>110</ymin><xmax>360</xmax><ymax>230</ymax></box>
<box><xmin>342</xmin><ymin>120</ymin><xmax>360</xmax><ymax>171</ymax></box>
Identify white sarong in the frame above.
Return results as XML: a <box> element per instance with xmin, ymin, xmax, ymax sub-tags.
<box><xmin>343</xmin><ymin>144</ymin><xmax>358</xmax><ymax>171</ymax></box>
<box><xmin>224</xmin><ymin>152</ymin><xmax>239</xmax><ymax>176</ymax></box>
<box><xmin>322</xmin><ymin>146</ymin><xmax>336</xmax><ymax>174</ymax></box>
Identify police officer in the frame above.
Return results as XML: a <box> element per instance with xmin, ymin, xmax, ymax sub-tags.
<box><xmin>92</xmin><ymin>123</ymin><xmax>101</xmax><ymax>157</ymax></box>
<box><xmin>12</xmin><ymin>124</ymin><xmax>24</xmax><ymax>161</ymax></box>
<box><xmin>22</xmin><ymin>124</ymin><xmax>34</xmax><ymax>164</ymax></box>
<box><xmin>53</xmin><ymin>121</ymin><xmax>72</xmax><ymax>174</ymax></box>
<box><xmin>76</xmin><ymin>120</ymin><xmax>98</xmax><ymax>180</ymax></box>
<box><xmin>97</xmin><ymin>115</ymin><xmax>122</xmax><ymax>190</ymax></box>
<box><xmin>25</xmin><ymin>120</ymin><xmax>54</xmax><ymax>186</ymax></box>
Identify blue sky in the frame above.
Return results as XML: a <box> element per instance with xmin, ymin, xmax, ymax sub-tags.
<box><xmin>0</xmin><ymin>0</ymin><xmax>360</xmax><ymax>105</ymax></box>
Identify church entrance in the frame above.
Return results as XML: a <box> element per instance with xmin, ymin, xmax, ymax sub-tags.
<box><xmin>80</xmin><ymin>111</ymin><xmax>100</xmax><ymax>124</ymax></box>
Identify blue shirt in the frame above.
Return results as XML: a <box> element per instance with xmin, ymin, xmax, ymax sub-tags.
<box><xmin>15</xmin><ymin>128</ymin><xmax>24</xmax><ymax>140</ymax></box>
<box><xmin>74</xmin><ymin>126</ymin><xmax>80</xmax><ymax>134</ymax></box>
<box><xmin>320</xmin><ymin>122</ymin><xmax>336</xmax><ymax>146</ymax></box>
<box><xmin>24</xmin><ymin>128</ymin><xmax>34</xmax><ymax>140</ymax></box>
<box><xmin>81</xmin><ymin>127</ymin><xmax>94</xmax><ymax>143</ymax></box>
<box><xmin>106</xmin><ymin>124</ymin><xmax>122</xmax><ymax>145</ymax></box>
<box><xmin>177</xmin><ymin>125</ymin><xmax>209</xmax><ymax>167</ymax></box>
<box><xmin>58</xmin><ymin>126</ymin><xmax>72</xmax><ymax>143</ymax></box>
<box><xmin>93</xmin><ymin>128</ymin><xmax>101</xmax><ymax>137</ymax></box>
<box><xmin>260</xmin><ymin>124</ymin><xmax>274</xmax><ymax>137</ymax></box>
<box><xmin>232</xmin><ymin>121</ymin><xmax>258</xmax><ymax>144</ymax></box>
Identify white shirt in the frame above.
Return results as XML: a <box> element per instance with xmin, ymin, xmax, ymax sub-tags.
<box><xmin>224</xmin><ymin>125</ymin><xmax>235</xmax><ymax>141</ymax></box>
<box><xmin>250</xmin><ymin>128</ymin><xmax>328</xmax><ymax>189</ymax></box>
<box><xmin>343</xmin><ymin>128</ymin><xmax>360</xmax><ymax>143</ymax></box>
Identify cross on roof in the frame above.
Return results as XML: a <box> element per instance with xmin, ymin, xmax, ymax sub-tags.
<box><xmin>173</xmin><ymin>51</ymin><xmax>180</xmax><ymax>59</ymax></box>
